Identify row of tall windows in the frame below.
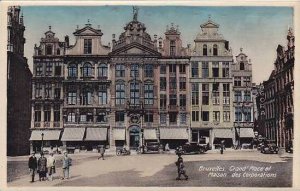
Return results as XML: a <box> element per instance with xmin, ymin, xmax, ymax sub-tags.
<box><xmin>191</xmin><ymin>61</ymin><xmax>230</xmax><ymax>78</ymax></box>
<box><xmin>67</xmin><ymin>85</ymin><xmax>108</xmax><ymax>105</ymax></box>
<box><xmin>160</xmin><ymin>113</ymin><xmax>186</xmax><ymax>124</ymax></box>
<box><xmin>115</xmin><ymin>64</ymin><xmax>154</xmax><ymax>78</ymax></box>
<box><xmin>35</xmin><ymin>63</ymin><xmax>62</xmax><ymax>76</ymax></box>
<box><xmin>191</xmin><ymin>83</ymin><xmax>231</xmax><ymax>106</ymax></box>
<box><xmin>234</xmin><ymin>90</ymin><xmax>251</xmax><ymax>102</ymax></box>
<box><xmin>159</xmin><ymin>64</ymin><xmax>186</xmax><ymax>74</ymax></box>
<box><xmin>202</xmin><ymin>44</ymin><xmax>218</xmax><ymax>56</ymax></box>
<box><xmin>191</xmin><ymin>110</ymin><xmax>231</xmax><ymax>122</ymax></box>
<box><xmin>68</xmin><ymin>63</ymin><xmax>108</xmax><ymax>78</ymax></box>
<box><xmin>115</xmin><ymin>83</ymin><xmax>154</xmax><ymax>105</ymax></box>
<box><xmin>235</xmin><ymin>107</ymin><xmax>252</xmax><ymax>122</ymax></box>
<box><xmin>35</xmin><ymin>83</ymin><xmax>61</xmax><ymax>99</ymax></box>
<box><xmin>67</xmin><ymin>111</ymin><xmax>108</xmax><ymax>123</ymax></box>
<box><xmin>34</xmin><ymin>104</ymin><xmax>60</xmax><ymax>122</ymax></box>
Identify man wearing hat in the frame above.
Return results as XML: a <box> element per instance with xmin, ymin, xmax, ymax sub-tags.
<box><xmin>28</xmin><ymin>151</ymin><xmax>38</xmax><ymax>183</ymax></box>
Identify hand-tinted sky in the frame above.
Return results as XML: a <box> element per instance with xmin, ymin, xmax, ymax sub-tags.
<box><xmin>22</xmin><ymin>6</ymin><xmax>293</xmax><ymax>84</ymax></box>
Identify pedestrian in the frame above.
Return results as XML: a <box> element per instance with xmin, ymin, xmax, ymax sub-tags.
<box><xmin>28</xmin><ymin>151</ymin><xmax>38</xmax><ymax>183</ymax></box>
<box><xmin>47</xmin><ymin>152</ymin><xmax>56</xmax><ymax>181</ymax></box>
<box><xmin>37</xmin><ymin>152</ymin><xmax>47</xmax><ymax>181</ymax></box>
<box><xmin>165</xmin><ymin>143</ymin><xmax>170</xmax><ymax>152</ymax></box>
<box><xmin>61</xmin><ymin>151</ymin><xmax>72</xmax><ymax>180</ymax></box>
<box><xmin>98</xmin><ymin>145</ymin><xmax>105</xmax><ymax>160</ymax></box>
<box><xmin>220</xmin><ymin>140</ymin><xmax>225</xmax><ymax>154</ymax></box>
<box><xmin>175</xmin><ymin>156</ymin><xmax>188</xmax><ymax>180</ymax></box>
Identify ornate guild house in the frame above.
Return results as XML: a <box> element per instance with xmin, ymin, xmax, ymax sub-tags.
<box><xmin>29</xmin><ymin>7</ymin><xmax>269</xmax><ymax>153</ymax></box>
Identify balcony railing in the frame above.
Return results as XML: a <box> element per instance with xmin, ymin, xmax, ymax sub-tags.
<box><xmin>34</xmin><ymin>122</ymin><xmax>41</xmax><ymax>127</ymax></box>
<box><xmin>54</xmin><ymin>122</ymin><xmax>60</xmax><ymax>127</ymax></box>
<box><xmin>168</xmin><ymin>105</ymin><xmax>179</xmax><ymax>111</ymax></box>
<box><xmin>44</xmin><ymin>122</ymin><xmax>50</xmax><ymax>127</ymax></box>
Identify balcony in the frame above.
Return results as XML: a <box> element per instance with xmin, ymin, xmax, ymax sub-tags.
<box><xmin>53</xmin><ymin>122</ymin><xmax>60</xmax><ymax>128</ymax></box>
<box><xmin>34</xmin><ymin>122</ymin><xmax>41</xmax><ymax>127</ymax></box>
<box><xmin>168</xmin><ymin>105</ymin><xmax>179</xmax><ymax>112</ymax></box>
<box><xmin>44</xmin><ymin>122</ymin><xmax>50</xmax><ymax>128</ymax></box>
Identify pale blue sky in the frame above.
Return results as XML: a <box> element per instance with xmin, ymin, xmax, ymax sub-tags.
<box><xmin>22</xmin><ymin>6</ymin><xmax>293</xmax><ymax>84</ymax></box>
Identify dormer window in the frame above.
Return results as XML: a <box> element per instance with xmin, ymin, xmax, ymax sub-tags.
<box><xmin>46</xmin><ymin>45</ymin><xmax>52</xmax><ymax>55</ymax></box>
<box><xmin>84</xmin><ymin>39</ymin><xmax>92</xmax><ymax>54</ymax></box>
<box><xmin>170</xmin><ymin>40</ymin><xmax>176</xmax><ymax>56</ymax></box>
<box><xmin>240</xmin><ymin>62</ymin><xmax>245</xmax><ymax>70</ymax></box>
<box><xmin>203</xmin><ymin>44</ymin><xmax>207</xmax><ymax>56</ymax></box>
<box><xmin>213</xmin><ymin>44</ymin><xmax>218</xmax><ymax>56</ymax></box>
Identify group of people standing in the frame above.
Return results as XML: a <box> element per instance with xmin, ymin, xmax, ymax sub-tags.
<box><xmin>28</xmin><ymin>151</ymin><xmax>72</xmax><ymax>183</ymax></box>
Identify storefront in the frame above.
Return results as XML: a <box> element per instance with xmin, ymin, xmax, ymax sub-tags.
<box><xmin>61</xmin><ymin>127</ymin><xmax>85</xmax><ymax>151</ymax></box>
<box><xmin>159</xmin><ymin>128</ymin><xmax>188</xmax><ymax>149</ymax></box>
<box><xmin>29</xmin><ymin>130</ymin><xmax>62</xmax><ymax>153</ymax></box>
<box><xmin>213</xmin><ymin>128</ymin><xmax>234</xmax><ymax>148</ymax></box>
<box><xmin>84</xmin><ymin>127</ymin><xmax>108</xmax><ymax>150</ymax></box>
<box><xmin>113</xmin><ymin>128</ymin><xmax>126</xmax><ymax>147</ymax></box>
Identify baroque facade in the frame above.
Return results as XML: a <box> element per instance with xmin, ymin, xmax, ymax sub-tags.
<box><xmin>29</xmin><ymin>9</ymin><xmax>261</xmax><ymax>152</ymax></box>
<box><xmin>232</xmin><ymin>49</ymin><xmax>255</xmax><ymax>147</ymax></box>
<box><xmin>190</xmin><ymin>19</ymin><xmax>235</xmax><ymax>148</ymax></box>
<box><xmin>7</xmin><ymin>6</ymin><xmax>32</xmax><ymax>156</ymax></box>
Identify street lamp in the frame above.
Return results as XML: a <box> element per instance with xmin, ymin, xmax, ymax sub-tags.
<box><xmin>41</xmin><ymin>132</ymin><xmax>44</xmax><ymax>153</ymax></box>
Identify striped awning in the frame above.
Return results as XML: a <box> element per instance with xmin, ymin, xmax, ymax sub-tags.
<box><xmin>239</xmin><ymin>128</ymin><xmax>255</xmax><ymax>138</ymax></box>
<box><xmin>85</xmin><ymin>128</ymin><xmax>107</xmax><ymax>141</ymax></box>
<box><xmin>214</xmin><ymin>128</ymin><xmax>234</xmax><ymax>139</ymax></box>
<box><xmin>113</xmin><ymin>128</ymin><xmax>125</xmax><ymax>140</ymax></box>
<box><xmin>144</xmin><ymin>129</ymin><xmax>157</xmax><ymax>140</ymax></box>
<box><xmin>29</xmin><ymin>130</ymin><xmax>61</xmax><ymax>141</ymax></box>
<box><xmin>159</xmin><ymin>128</ymin><xmax>188</xmax><ymax>140</ymax></box>
<box><xmin>61</xmin><ymin>128</ymin><xmax>85</xmax><ymax>141</ymax></box>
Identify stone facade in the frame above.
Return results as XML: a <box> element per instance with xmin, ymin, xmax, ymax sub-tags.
<box><xmin>190</xmin><ymin>18</ymin><xmax>235</xmax><ymax>148</ymax></box>
<box><xmin>232</xmin><ymin>49</ymin><xmax>255</xmax><ymax>148</ymax></box>
<box><xmin>7</xmin><ymin>6</ymin><xmax>32</xmax><ymax>156</ymax></box>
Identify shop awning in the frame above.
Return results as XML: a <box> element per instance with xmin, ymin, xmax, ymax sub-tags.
<box><xmin>85</xmin><ymin>128</ymin><xmax>107</xmax><ymax>141</ymax></box>
<box><xmin>239</xmin><ymin>128</ymin><xmax>255</xmax><ymax>138</ymax></box>
<box><xmin>61</xmin><ymin>128</ymin><xmax>85</xmax><ymax>141</ymax></box>
<box><xmin>29</xmin><ymin>130</ymin><xmax>61</xmax><ymax>141</ymax></box>
<box><xmin>214</xmin><ymin>129</ymin><xmax>234</xmax><ymax>139</ymax></box>
<box><xmin>144</xmin><ymin>129</ymin><xmax>157</xmax><ymax>140</ymax></box>
<box><xmin>159</xmin><ymin>128</ymin><xmax>188</xmax><ymax>140</ymax></box>
<box><xmin>114</xmin><ymin>128</ymin><xmax>125</xmax><ymax>140</ymax></box>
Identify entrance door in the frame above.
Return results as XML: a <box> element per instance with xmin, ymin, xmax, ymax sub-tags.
<box><xmin>129</xmin><ymin>126</ymin><xmax>140</xmax><ymax>149</ymax></box>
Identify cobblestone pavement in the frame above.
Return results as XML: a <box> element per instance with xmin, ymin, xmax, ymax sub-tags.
<box><xmin>7</xmin><ymin>149</ymin><xmax>293</xmax><ymax>187</ymax></box>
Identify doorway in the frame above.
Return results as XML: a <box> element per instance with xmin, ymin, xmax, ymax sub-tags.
<box><xmin>129</xmin><ymin>126</ymin><xmax>140</xmax><ymax>150</ymax></box>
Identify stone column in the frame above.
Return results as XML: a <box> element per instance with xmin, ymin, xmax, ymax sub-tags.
<box><xmin>41</xmin><ymin>105</ymin><xmax>44</xmax><ymax>128</ymax></box>
<box><xmin>31</xmin><ymin>104</ymin><xmax>35</xmax><ymax>128</ymax></box>
<box><xmin>60</xmin><ymin>105</ymin><xmax>63</xmax><ymax>128</ymax></box>
<box><xmin>50</xmin><ymin>105</ymin><xmax>54</xmax><ymax>128</ymax></box>
<box><xmin>32</xmin><ymin>83</ymin><xmax>35</xmax><ymax>99</ymax></box>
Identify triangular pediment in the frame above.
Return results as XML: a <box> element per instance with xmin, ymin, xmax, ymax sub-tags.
<box><xmin>73</xmin><ymin>26</ymin><xmax>103</xmax><ymax>36</ymax></box>
<box><xmin>110</xmin><ymin>42</ymin><xmax>161</xmax><ymax>56</ymax></box>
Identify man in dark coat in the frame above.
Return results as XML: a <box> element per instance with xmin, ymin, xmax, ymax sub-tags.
<box><xmin>175</xmin><ymin>156</ymin><xmax>188</xmax><ymax>180</ymax></box>
<box><xmin>28</xmin><ymin>151</ymin><xmax>38</xmax><ymax>182</ymax></box>
<box><xmin>38</xmin><ymin>152</ymin><xmax>47</xmax><ymax>181</ymax></box>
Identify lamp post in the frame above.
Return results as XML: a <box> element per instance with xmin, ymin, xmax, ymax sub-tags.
<box><xmin>41</xmin><ymin>132</ymin><xmax>44</xmax><ymax>153</ymax></box>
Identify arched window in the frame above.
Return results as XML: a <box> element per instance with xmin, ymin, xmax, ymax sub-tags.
<box><xmin>46</xmin><ymin>45</ymin><xmax>52</xmax><ymax>55</ymax></box>
<box><xmin>82</xmin><ymin>62</ymin><xmax>93</xmax><ymax>77</ymax></box>
<box><xmin>68</xmin><ymin>64</ymin><xmax>77</xmax><ymax>77</ymax></box>
<box><xmin>57</xmin><ymin>48</ymin><xmax>60</xmax><ymax>55</ymax></box>
<box><xmin>98</xmin><ymin>64</ymin><xmax>108</xmax><ymax>78</ymax></box>
<box><xmin>240</xmin><ymin>62</ymin><xmax>245</xmax><ymax>70</ymax></box>
<box><xmin>213</xmin><ymin>44</ymin><xmax>218</xmax><ymax>56</ymax></box>
<box><xmin>203</xmin><ymin>44</ymin><xmax>207</xmax><ymax>56</ymax></box>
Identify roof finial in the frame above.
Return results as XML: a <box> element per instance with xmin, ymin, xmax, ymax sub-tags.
<box><xmin>49</xmin><ymin>26</ymin><xmax>51</xmax><ymax>31</ymax></box>
<box><xmin>88</xmin><ymin>19</ymin><xmax>90</xmax><ymax>24</ymax></box>
<box><xmin>240</xmin><ymin>47</ymin><xmax>243</xmax><ymax>52</ymax></box>
<box><xmin>133</xmin><ymin>6</ymin><xmax>139</xmax><ymax>21</ymax></box>
<box><xmin>208</xmin><ymin>14</ymin><xmax>212</xmax><ymax>21</ymax></box>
